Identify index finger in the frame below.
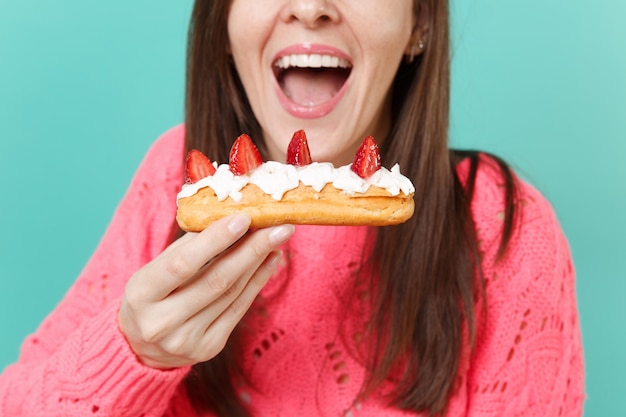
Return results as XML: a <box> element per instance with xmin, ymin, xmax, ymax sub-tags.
<box><xmin>130</xmin><ymin>213</ymin><xmax>252</xmax><ymax>301</ymax></box>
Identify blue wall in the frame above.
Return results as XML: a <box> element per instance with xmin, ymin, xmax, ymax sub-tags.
<box><xmin>1</xmin><ymin>1</ymin><xmax>624</xmax><ymax>415</ymax></box>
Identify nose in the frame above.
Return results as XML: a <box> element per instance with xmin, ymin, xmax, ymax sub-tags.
<box><xmin>280</xmin><ymin>0</ymin><xmax>340</xmax><ymax>28</ymax></box>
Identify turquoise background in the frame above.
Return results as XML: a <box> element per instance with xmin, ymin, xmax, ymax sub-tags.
<box><xmin>0</xmin><ymin>1</ymin><xmax>624</xmax><ymax>415</ymax></box>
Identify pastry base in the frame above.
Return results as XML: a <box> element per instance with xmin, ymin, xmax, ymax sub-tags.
<box><xmin>176</xmin><ymin>183</ymin><xmax>414</xmax><ymax>231</ymax></box>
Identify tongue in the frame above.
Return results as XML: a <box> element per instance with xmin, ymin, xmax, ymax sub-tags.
<box><xmin>281</xmin><ymin>68</ymin><xmax>347</xmax><ymax>107</ymax></box>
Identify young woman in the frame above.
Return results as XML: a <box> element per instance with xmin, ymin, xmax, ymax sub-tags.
<box><xmin>0</xmin><ymin>0</ymin><xmax>585</xmax><ymax>416</ymax></box>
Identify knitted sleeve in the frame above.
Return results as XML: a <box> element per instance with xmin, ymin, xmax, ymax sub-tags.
<box><xmin>0</xmin><ymin>125</ymin><xmax>191</xmax><ymax>417</ymax></box>
<box><xmin>462</xmin><ymin>157</ymin><xmax>585</xmax><ymax>416</ymax></box>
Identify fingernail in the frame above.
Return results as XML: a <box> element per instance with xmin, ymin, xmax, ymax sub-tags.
<box><xmin>227</xmin><ymin>214</ymin><xmax>251</xmax><ymax>236</ymax></box>
<box><xmin>266</xmin><ymin>251</ymin><xmax>282</xmax><ymax>270</ymax></box>
<box><xmin>268</xmin><ymin>225</ymin><xmax>295</xmax><ymax>245</ymax></box>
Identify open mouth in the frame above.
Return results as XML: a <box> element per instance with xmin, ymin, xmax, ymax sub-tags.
<box><xmin>273</xmin><ymin>53</ymin><xmax>352</xmax><ymax>109</ymax></box>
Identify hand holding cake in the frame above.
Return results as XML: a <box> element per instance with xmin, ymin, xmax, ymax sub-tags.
<box><xmin>176</xmin><ymin>130</ymin><xmax>415</xmax><ymax>231</ymax></box>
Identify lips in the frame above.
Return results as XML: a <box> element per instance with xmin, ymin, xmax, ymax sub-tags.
<box><xmin>272</xmin><ymin>45</ymin><xmax>353</xmax><ymax>119</ymax></box>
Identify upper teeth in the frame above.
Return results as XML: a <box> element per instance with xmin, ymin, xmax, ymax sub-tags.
<box><xmin>275</xmin><ymin>54</ymin><xmax>351</xmax><ymax>69</ymax></box>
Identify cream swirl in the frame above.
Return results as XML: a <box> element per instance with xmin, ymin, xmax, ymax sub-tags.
<box><xmin>177</xmin><ymin>161</ymin><xmax>414</xmax><ymax>204</ymax></box>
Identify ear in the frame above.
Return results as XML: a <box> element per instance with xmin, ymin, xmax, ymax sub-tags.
<box><xmin>404</xmin><ymin>2</ymin><xmax>430</xmax><ymax>60</ymax></box>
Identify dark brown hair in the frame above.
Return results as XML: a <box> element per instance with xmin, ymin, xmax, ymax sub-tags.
<box><xmin>180</xmin><ymin>0</ymin><xmax>517</xmax><ymax>415</ymax></box>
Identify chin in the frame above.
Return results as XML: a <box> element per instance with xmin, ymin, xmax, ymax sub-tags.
<box><xmin>263</xmin><ymin>120</ymin><xmax>351</xmax><ymax>165</ymax></box>
<box><xmin>309</xmin><ymin>142</ymin><xmax>356</xmax><ymax>166</ymax></box>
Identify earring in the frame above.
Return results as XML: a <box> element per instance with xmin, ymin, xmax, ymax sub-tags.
<box><xmin>407</xmin><ymin>40</ymin><xmax>424</xmax><ymax>63</ymax></box>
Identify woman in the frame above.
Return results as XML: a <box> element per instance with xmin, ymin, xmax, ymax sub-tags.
<box><xmin>0</xmin><ymin>0</ymin><xmax>585</xmax><ymax>416</ymax></box>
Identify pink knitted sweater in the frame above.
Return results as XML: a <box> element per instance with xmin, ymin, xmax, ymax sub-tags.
<box><xmin>0</xmin><ymin>125</ymin><xmax>585</xmax><ymax>416</ymax></box>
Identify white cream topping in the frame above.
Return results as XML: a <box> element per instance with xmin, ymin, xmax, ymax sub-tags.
<box><xmin>248</xmin><ymin>161</ymin><xmax>299</xmax><ymax>200</ymax></box>
<box><xmin>177</xmin><ymin>161</ymin><xmax>415</xmax><ymax>204</ymax></box>
<box><xmin>298</xmin><ymin>162</ymin><xmax>336</xmax><ymax>192</ymax></box>
<box><xmin>177</xmin><ymin>163</ymin><xmax>249</xmax><ymax>202</ymax></box>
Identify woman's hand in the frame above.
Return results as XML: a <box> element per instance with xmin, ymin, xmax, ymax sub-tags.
<box><xmin>118</xmin><ymin>213</ymin><xmax>294</xmax><ymax>369</ymax></box>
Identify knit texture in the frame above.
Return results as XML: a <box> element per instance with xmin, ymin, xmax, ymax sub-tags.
<box><xmin>0</xmin><ymin>125</ymin><xmax>585</xmax><ymax>416</ymax></box>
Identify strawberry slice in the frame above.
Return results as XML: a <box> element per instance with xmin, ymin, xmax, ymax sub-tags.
<box><xmin>185</xmin><ymin>149</ymin><xmax>216</xmax><ymax>183</ymax></box>
<box><xmin>286</xmin><ymin>129</ymin><xmax>312</xmax><ymax>166</ymax></box>
<box><xmin>351</xmin><ymin>135</ymin><xmax>381</xmax><ymax>179</ymax></box>
<box><xmin>229</xmin><ymin>133</ymin><xmax>263</xmax><ymax>175</ymax></box>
